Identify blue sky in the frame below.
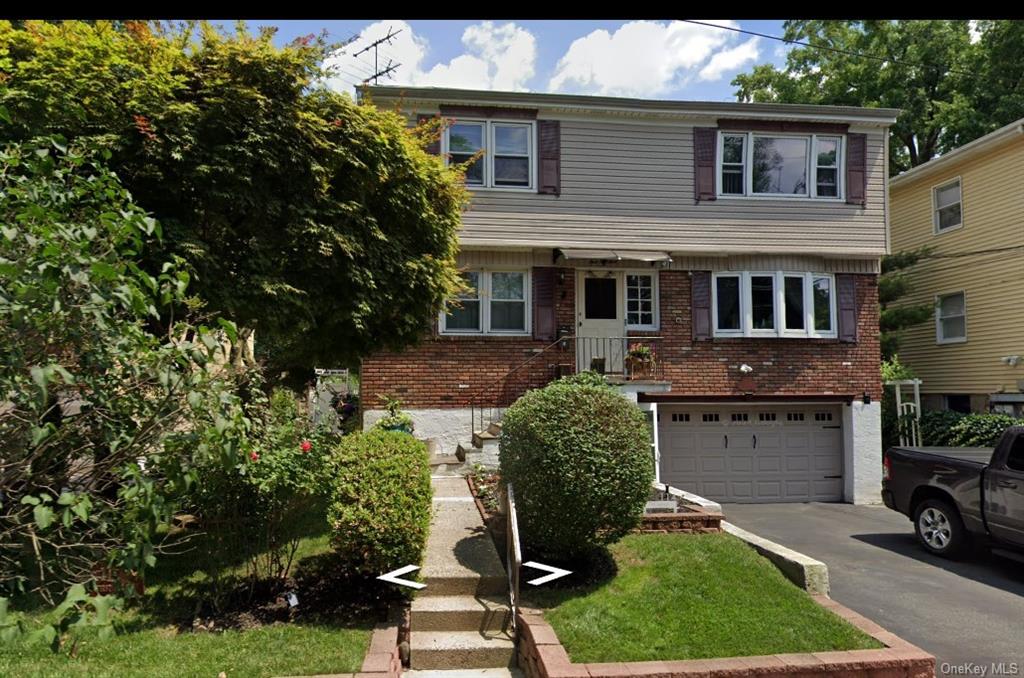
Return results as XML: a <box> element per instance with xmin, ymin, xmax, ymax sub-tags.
<box><xmin>244</xmin><ymin>20</ymin><xmax>791</xmax><ymax>101</ymax></box>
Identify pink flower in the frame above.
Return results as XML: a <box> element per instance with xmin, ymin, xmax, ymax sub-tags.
<box><xmin>249</xmin><ymin>451</ymin><xmax>259</xmax><ymax>462</ymax></box>
<box><xmin>300</xmin><ymin>440</ymin><xmax>312</xmax><ymax>453</ymax></box>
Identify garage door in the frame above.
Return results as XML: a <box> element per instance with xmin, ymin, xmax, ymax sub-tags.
<box><xmin>658</xmin><ymin>405</ymin><xmax>843</xmax><ymax>503</ymax></box>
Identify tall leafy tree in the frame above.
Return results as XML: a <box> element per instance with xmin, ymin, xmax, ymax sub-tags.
<box><xmin>0</xmin><ymin>20</ymin><xmax>466</xmax><ymax>374</ymax></box>
<box><xmin>731</xmin><ymin>20</ymin><xmax>1024</xmax><ymax>174</ymax></box>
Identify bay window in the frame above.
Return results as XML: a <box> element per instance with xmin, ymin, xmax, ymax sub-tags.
<box><xmin>718</xmin><ymin>132</ymin><xmax>844</xmax><ymax>199</ymax></box>
<box><xmin>444</xmin><ymin>120</ymin><xmax>535</xmax><ymax>190</ymax></box>
<box><xmin>713</xmin><ymin>271</ymin><xmax>837</xmax><ymax>338</ymax></box>
<box><xmin>441</xmin><ymin>270</ymin><xmax>530</xmax><ymax>335</ymax></box>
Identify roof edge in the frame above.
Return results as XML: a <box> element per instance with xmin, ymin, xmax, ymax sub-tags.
<box><xmin>890</xmin><ymin>118</ymin><xmax>1024</xmax><ymax>187</ymax></box>
<box><xmin>362</xmin><ymin>85</ymin><xmax>900</xmax><ymax>125</ymax></box>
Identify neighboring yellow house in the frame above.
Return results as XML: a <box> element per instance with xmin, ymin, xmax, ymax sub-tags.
<box><xmin>889</xmin><ymin>118</ymin><xmax>1024</xmax><ymax>415</ymax></box>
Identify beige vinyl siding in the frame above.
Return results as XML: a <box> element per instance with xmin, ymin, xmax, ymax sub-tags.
<box><xmin>890</xmin><ymin>135</ymin><xmax>1024</xmax><ymax>395</ymax></box>
<box><xmin>456</xmin><ymin>119</ymin><xmax>887</xmax><ymax>257</ymax></box>
<box><xmin>457</xmin><ymin>249</ymin><xmax>880</xmax><ymax>274</ymax></box>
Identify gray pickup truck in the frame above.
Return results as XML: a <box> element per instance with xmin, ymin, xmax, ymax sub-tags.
<box><xmin>882</xmin><ymin>426</ymin><xmax>1024</xmax><ymax>557</ymax></box>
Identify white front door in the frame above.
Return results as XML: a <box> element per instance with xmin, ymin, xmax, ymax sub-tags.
<box><xmin>577</xmin><ymin>270</ymin><xmax>625</xmax><ymax>374</ymax></box>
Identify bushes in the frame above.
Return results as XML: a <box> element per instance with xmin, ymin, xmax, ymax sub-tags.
<box><xmin>499</xmin><ymin>375</ymin><xmax>654</xmax><ymax>560</ymax></box>
<box><xmin>328</xmin><ymin>430</ymin><xmax>432</xmax><ymax>576</ymax></box>
<box><xmin>919</xmin><ymin>410</ymin><xmax>1019</xmax><ymax>447</ymax></box>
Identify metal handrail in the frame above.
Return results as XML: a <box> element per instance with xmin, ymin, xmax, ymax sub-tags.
<box><xmin>468</xmin><ymin>335</ymin><xmax>571</xmax><ymax>434</ymax></box>
<box><xmin>505</xmin><ymin>483</ymin><xmax>522</xmax><ymax>638</ymax></box>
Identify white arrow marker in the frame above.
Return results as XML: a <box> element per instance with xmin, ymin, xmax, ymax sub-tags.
<box><xmin>523</xmin><ymin>561</ymin><xmax>572</xmax><ymax>586</ymax></box>
<box><xmin>377</xmin><ymin>565</ymin><xmax>426</xmax><ymax>590</ymax></box>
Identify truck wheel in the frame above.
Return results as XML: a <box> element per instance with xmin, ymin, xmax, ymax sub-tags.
<box><xmin>914</xmin><ymin>499</ymin><xmax>969</xmax><ymax>558</ymax></box>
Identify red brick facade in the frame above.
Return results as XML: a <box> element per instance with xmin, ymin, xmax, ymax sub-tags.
<box><xmin>360</xmin><ymin>269</ymin><xmax>881</xmax><ymax>410</ymax></box>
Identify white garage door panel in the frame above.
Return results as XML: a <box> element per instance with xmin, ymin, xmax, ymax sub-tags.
<box><xmin>658</xmin><ymin>406</ymin><xmax>844</xmax><ymax>503</ymax></box>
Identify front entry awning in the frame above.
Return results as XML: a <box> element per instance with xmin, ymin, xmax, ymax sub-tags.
<box><xmin>556</xmin><ymin>248</ymin><xmax>673</xmax><ymax>263</ymax></box>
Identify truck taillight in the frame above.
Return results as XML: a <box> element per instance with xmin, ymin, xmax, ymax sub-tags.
<box><xmin>882</xmin><ymin>453</ymin><xmax>891</xmax><ymax>481</ymax></box>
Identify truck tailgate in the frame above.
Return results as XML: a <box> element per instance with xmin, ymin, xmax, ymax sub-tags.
<box><xmin>893</xmin><ymin>447</ymin><xmax>992</xmax><ymax>466</ymax></box>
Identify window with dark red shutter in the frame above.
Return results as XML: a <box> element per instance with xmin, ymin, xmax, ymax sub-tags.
<box><xmin>845</xmin><ymin>133</ymin><xmax>867</xmax><ymax>206</ymax></box>
<box><xmin>417</xmin><ymin>114</ymin><xmax>440</xmax><ymax>155</ymax></box>
<box><xmin>692</xmin><ymin>271</ymin><xmax>712</xmax><ymax>340</ymax></box>
<box><xmin>537</xmin><ymin>120</ymin><xmax>560</xmax><ymax>195</ymax></box>
<box><xmin>693</xmin><ymin>128</ymin><xmax>717</xmax><ymax>202</ymax></box>
<box><xmin>837</xmin><ymin>274</ymin><xmax>858</xmax><ymax>342</ymax></box>
<box><xmin>532</xmin><ymin>267</ymin><xmax>557</xmax><ymax>341</ymax></box>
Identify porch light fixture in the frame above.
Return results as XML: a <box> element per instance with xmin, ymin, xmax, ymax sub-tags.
<box><xmin>739</xmin><ymin>364</ymin><xmax>754</xmax><ymax>374</ymax></box>
<box><xmin>863</xmin><ymin>391</ymin><xmax>871</xmax><ymax>404</ymax></box>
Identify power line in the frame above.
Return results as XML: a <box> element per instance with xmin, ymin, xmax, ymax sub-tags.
<box><xmin>680</xmin><ymin>20</ymin><xmax>976</xmax><ymax>79</ymax></box>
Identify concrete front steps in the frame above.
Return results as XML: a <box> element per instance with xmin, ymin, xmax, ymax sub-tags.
<box><xmin>410</xmin><ymin>474</ymin><xmax>514</xmax><ymax>671</ymax></box>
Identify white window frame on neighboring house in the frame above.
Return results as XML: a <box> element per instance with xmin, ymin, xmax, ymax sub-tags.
<box><xmin>712</xmin><ymin>271</ymin><xmax>837</xmax><ymax>339</ymax></box>
<box><xmin>439</xmin><ymin>269</ymin><xmax>531</xmax><ymax>336</ymax></box>
<box><xmin>935</xmin><ymin>290</ymin><xmax>967</xmax><ymax>344</ymax></box>
<box><xmin>624</xmin><ymin>271</ymin><xmax>659</xmax><ymax>331</ymax></box>
<box><xmin>932</xmin><ymin>177</ymin><xmax>963</xmax><ymax>234</ymax></box>
<box><xmin>442</xmin><ymin>119</ymin><xmax>537</xmax><ymax>192</ymax></box>
<box><xmin>715</xmin><ymin>131</ymin><xmax>846</xmax><ymax>201</ymax></box>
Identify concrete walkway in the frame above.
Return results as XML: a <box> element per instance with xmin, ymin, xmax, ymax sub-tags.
<box><xmin>408</xmin><ymin>474</ymin><xmax>513</xmax><ymax>671</ymax></box>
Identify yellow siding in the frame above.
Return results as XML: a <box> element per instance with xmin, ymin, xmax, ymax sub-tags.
<box><xmin>890</xmin><ymin>136</ymin><xmax>1024</xmax><ymax>395</ymax></box>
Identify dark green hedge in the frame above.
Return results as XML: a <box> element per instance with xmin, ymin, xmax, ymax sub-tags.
<box><xmin>327</xmin><ymin>429</ymin><xmax>432</xmax><ymax>576</ymax></box>
<box><xmin>499</xmin><ymin>375</ymin><xmax>654</xmax><ymax>560</ymax></box>
<box><xmin>919</xmin><ymin>410</ymin><xmax>1019</xmax><ymax>447</ymax></box>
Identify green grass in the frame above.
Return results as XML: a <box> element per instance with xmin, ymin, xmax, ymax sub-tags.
<box><xmin>0</xmin><ymin>528</ymin><xmax>373</xmax><ymax>678</ymax></box>
<box><xmin>527</xmin><ymin>533</ymin><xmax>883</xmax><ymax>663</ymax></box>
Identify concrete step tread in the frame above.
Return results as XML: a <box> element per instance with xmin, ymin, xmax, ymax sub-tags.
<box><xmin>404</xmin><ymin>669</ymin><xmax>522</xmax><ymax>678</ymax></box>
<box><xmin>429</xmin><ymin>454</ymin><xmax>463</xmax><ymax>466</ymax></box>
<box><xmin>473</xmin><ymin>430</ymin><xmax>498</xmax><ymax>440</ymax></box>
<box><xmin>411</xmin><ymin>594</ymin><xmax>509</xmax><ymax>612</ymax></box>
<box><xmin>410</xmin><ymin>630</ymin><xmax>515</xmax><ymax>649</ymax></box>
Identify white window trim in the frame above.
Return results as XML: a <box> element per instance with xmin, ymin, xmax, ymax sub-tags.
<box><xmin>624</xmin><ymin>270</ymin><xmax>660</xmax><ymax>331</ymax></box>
<box><xmin>442</xmin><ymin>119</ymin><xmax>537</xmax><ymax>193</ymax></box>
<box><xmin>712</xmin><ymin>271</ymin><xmax>837</xmax><ymax>339</ymax></box>
<box><xmin>439</xmin><ymin>269</ymin><xmax>532</xmax><ymax>336</ymax></box>
<box><xmin>715</xmin><ymin>131</ymin><xmax>846</xmax><ymax>201</ymax></box>
<box><xmin>932</xmin><ymin>176</ymin><xmax>964</xmax><ymax>235</ymax></box>
<box><xmin>935</xmin><ymin>290</ymin><xmax>967</xmax><ymax>345</ymax></box>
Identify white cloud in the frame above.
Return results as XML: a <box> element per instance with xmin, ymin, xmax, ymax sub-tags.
<box><xmin>698</xmin><ymin>37</ymin><xmax>760</xmax><ymax>81</ymax></box>
<box><xmin>325</xmin><ymin>20</ymin><xmax>536</xmax><ymax>92</ymax></box>
<box><xmin>548</xmin><ymin>20</ymin><xmax>759</xmax><ymax>97</ymax></box>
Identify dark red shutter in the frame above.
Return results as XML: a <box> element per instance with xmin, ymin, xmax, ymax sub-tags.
<box><xmin>837</xmin><ymin>274</ymin><xmax>858</xmax><ymax>343</ymax></box>
<box><xmin>691</xmin><ymin>271</ymin><xmax>712</xmax><ymax>341</ymax></box>
<box><xmin>533</xmin><ymin>267</ymin><xmax>557</xmax><ymax>341</ymax></box>
<box><xmin>418</xmin><ymin>113</ymin><xmax>440</xmax><ymax>155</ymax></box>
<box><xmin>537</xmin><ymin>120</ymin><xmax>561</xmax><ymax>195</ymax></box>
<box><xmin>693</xmin><ymin>127</ymin><xmax>717</xmax><ymax>202</ymax></box>
<box><xmin>846</xmin><ymin>133</ymin><xmax>867</xmax><ymax>206</ymax></box>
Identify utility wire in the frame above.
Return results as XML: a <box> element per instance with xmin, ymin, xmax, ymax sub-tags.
<box><xmin>680</xmin><ymin>19</ymin><xmax>977</xmax><ymax>79</ymax></box>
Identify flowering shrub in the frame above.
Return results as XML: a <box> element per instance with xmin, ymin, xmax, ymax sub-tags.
<box><xmin>189</xmin><ymin>387</ymin><xmax>338</xmax><ymax>606</ymax></box>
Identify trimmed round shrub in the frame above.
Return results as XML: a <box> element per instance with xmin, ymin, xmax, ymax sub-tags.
<box><xmin>499</xmin><ymin>376</ymin><xmax>654</xmax><ymax>560</ymax></box>
<box><xmin>328</xmin><ymin>429</ymin><xmax>432</xmax><ymax>576</ymax></box>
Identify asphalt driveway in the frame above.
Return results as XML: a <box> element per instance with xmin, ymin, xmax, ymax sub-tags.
<box><xmin>723</xmin><ymin>502</ymin><xmax>1024</xmax><ymax>673</ymax></box>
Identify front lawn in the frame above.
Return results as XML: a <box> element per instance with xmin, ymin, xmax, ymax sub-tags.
<box><xmin>0</xmin><ymin>529</ymin><xmax>374</xmax><ymax>678</ymax></box>
<box><xmin>527</xmin><ymin>533</ymin><xmax>882</xmax><ymax>662</ymax></box>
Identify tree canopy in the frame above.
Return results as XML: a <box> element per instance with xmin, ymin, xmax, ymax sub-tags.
<box><xmin>732</xmin><ymin>20</ymin><xmax>1024</xmax><ymax>175</ymax></box>
<box><xmin>0</xmin><ymin>20</ymin><xmax>466</xmax><ymax>374</ymax></box>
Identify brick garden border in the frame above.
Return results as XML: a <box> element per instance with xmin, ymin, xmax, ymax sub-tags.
<box><xmin>638</xmin><ymin>506</ymin><xmax>723</xmax><ymax>534</ymax></box>
<box><xmin>354</xmin><ymin>618</ymin><xmax>403</xmax><ymax>678</ymax></box>
<box><xmin>515</xmin><ymin>595</ymin><xmax>934</xmax><ymax>678</ymax></box>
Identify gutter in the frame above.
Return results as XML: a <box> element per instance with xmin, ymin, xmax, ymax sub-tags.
<box><xmin>890</xmin><ymin>119</ymin><xmax>1024</xmax><ymax>187</ymax></box>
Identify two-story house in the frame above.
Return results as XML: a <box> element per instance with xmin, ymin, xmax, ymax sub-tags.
<box><xmin>359</xmin><ymin>86</ymin><xmax>897</xmax><ymax>505</ymax></box>
<box><xmin>889</xmin><ymin>118</ymin><xmax>1024</xmax><ymax>416</ymax></box>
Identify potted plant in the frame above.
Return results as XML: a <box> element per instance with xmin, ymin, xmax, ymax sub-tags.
<box><xmin>375</xmin><ymin>395</ymin><xmax>414</xmax><ymax>434</ymax></box>
<box><xmin>626</xmin><ymin>342</ymin><xmax>655</xmax><ymax>380</ymax></box>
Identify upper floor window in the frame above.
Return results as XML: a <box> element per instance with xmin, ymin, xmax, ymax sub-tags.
<box><xmin>626</xmin><ymin>273</ymin><xmax>657</xmax><ymax>329</ymax></box>
<box><xmin>441</xmin><ymin>270</ymin><xmax>530</xmax><ymax>335</ymax></box>
<box><xmin>936</xmin><ymin>291</ymin><xmax>966</xmax><ymax>344</ymax></box>
<box><xmin>444</xmin><ymin>120</ymin><xmax>534</xmax><ymax>190</ymax></box>
<box><xmin>712</xmin><ymin>271</ymin><xmax>836</xmax><ymax>338</ymax></box>
<box><xmin>718</xmin><ymin>132</ymin><xmax>843</xmax><ymax>200</ymax></box>
<box><xmin>933</xmin><ymin>178</ymin><xmax>962</xmax><ymax>233</ymax></box>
